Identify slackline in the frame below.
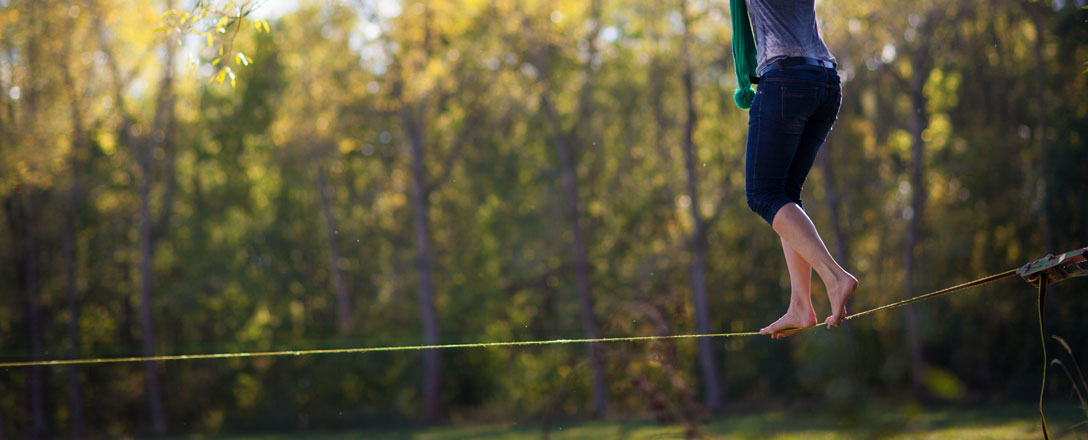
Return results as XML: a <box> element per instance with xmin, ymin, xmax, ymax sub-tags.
<box><xmin>0</xmin><ymin>269</ymin><xmax>1020</xmax><ymax>369</ymax></box>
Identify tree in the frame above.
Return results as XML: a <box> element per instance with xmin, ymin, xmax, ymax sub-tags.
<box><xmin>677</xmin><ymin>0</ymin><xmax>727</xmax><ymax>411</ymax></box>
<box><xmin>95</xmin><ymin>0</ymin><xmax>180</xmax><ymax>430</ymax></box>
<box><xmin>59</xmin><ymin>16</ymin><xmax>89</xmax><ymax>440</ymax></box>
<box><xmin>524</xmin><ymin>0</ymin><xmax>610</xmax><ymax>416</ymax></box>
<box><xmin>391</xmin><ymin>4</ymin><xmax>445</xmax><ymax>421</ymax></box>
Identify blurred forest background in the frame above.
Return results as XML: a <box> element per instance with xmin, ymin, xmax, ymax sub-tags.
<box><xmin>1</xmin><ymin>0</ymin><xmax>1087</xmax><ymax>437</ymax></box>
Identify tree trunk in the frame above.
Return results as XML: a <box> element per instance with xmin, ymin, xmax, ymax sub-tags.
<box><xmin>403</xmin><ymin>101</ymin><xmax>442</xmax><ymax>422</ymax></box>
<box><xmin>818</xmin><ymin>145</ymin><xmax>862</xmax><ymax>343</ymax></box>
<box><xmin>540</xmin><ymin>93</ymin><xmax>608</xmax><ymax>416</ymax></box>
<box><xmin>61</xmin><ymin>43</ymin><xmax>86</xmax><ymax>439</ymax></box>
<box><xmin>136</xmin><ymin>20</ymin><xmax>179</xmax><ymax>434</ymax></box>
<box><xmin>390</xmin><ymin>5</ymin><xmax>445</xmax><ymax>423</ymax></box>
<box><xmin>63</xmin><ymin>129</ymin><xmax>85</xmax><ymax>440</ymax></box>
<box><xmin>316</xmin><ymin>165</ymin><xmax>352</xmax><ymax>334</ymax></box>
<box><xmin>138</xmin><ymin>150</ymin><xmax>167</xmax><ymax>435</ymax></box>
<box><xmin>1031</xmin><ymin>6</ymin><xmax>1054</xmax><ymax>252</ymax></box>
<box><xmin>818</xmin><ymin>147</ymin><xmax>849</xmax><ymax>265</ymax></box>
<box><xmin>678</xmin><ymin>0</ymin><xmax>722</xmax><ymax>410</ymax></box>
<box><xmin>12</xmin><ymin>193</ymin><xmax>47</xmax><ymax>438</ymax></box>
<box><xmin>19</xmin><ymin>1</ymin><xmax>48</xmax><ymax>436</ymax></box>
<box><xmin>27</xmin><ymin>270</ymin><xmax>46</xmax><ymax>440</ymax></box>
<box><xmin>904</xmin><ymin>40</ymin><xmax>931</xmax><ymax>399</ymax></box>
<box><xmin>529</xmin><ymin>0</ymin><xmax>609</xmax><ymax>415</ymax></box>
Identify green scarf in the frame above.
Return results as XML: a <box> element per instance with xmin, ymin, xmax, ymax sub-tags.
<box><xmin>730</xmin><ymin>0</ymin><xmax>757</xmax><ymax>109</ymax></box>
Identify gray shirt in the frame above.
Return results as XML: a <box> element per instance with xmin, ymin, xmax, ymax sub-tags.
<box><xmin>746</xmin><ymin>0</ymin><xmax>836</xmax><ymax>74</ymax></box>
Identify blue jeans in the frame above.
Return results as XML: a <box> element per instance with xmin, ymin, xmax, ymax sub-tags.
<box><xmin>745</xmin><ymin>65</ymin><xmax>842</xmax><ymax>225</ymax></box>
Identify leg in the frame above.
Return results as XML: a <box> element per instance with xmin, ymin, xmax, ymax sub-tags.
<box><xmin>771</xmin><ymin>203</ymin><xmax>857</xmax><ymax>328</ymax></box>
<box><xmin>746</xmin><ymin>68</ymin><xmax>857</xmax><ymax>334</ymax></box>
<box><xmin>745</xmin><ymin>74</ymin><xmax>817</xmax><ymax>338</ymax></box>
<box><xmin>774</xmin><ymin>75</ymin><xmax>856</xmax><ymax>328</ymax></box>
<box><xmin>760</xmin><ymin>238</ymin><xmax>818</xmax><ymax>339</ymax></box>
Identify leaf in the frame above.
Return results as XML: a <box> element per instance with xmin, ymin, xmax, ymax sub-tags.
<box><xmin>207</xmin><ymin>33</ymin><xmax>214</xmax><ymax>47</ymax></box>
<box><xmin>216</xmin><ymin>69</ymin><xmax>226</xmax><ymax>85</ymax></box>
<box><xmin>211</xmin><ymin>56</ymin><xmax>221</xmax><ymax>65</ymax></box>
<box><xmin>153</xmin><ymin>27</ymin><xmax>166</xmax><ymax>33</ymax></box>
<box><xmin>237</xmin><ymin>53</ymin><xmax>249</xmax><ymax>66</ymax></box>
<box><xmin>227</xmin><ymin>67</ymin><xmax>236</xmax><ymax>88</ymax></box>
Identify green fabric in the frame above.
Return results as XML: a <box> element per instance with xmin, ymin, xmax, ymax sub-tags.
<box><xmin>730</xmin><ymin>0</ymin><xmax>757</xmax><ymax>109</ymax></box>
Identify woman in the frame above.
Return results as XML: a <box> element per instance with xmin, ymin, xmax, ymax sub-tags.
<box><xmin>730</xmin><ymin>0</ymin><xmax>858</xmax><ymax>339</ymax></box>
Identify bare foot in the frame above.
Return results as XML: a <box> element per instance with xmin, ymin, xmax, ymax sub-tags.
<box><xmin>760</xmin><ymin>306</ymin><xmax>818</xmax><ymax>339</ymax></box>
<box><xmin>825</xmin><ymin>273</ymin><xmax>859</xmax><ymax>328</ymax></box>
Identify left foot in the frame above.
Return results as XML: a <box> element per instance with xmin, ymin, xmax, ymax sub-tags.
<box><xmin>760</xmin><ymin>306</ymin><xmax>818</xmax><ymax>340</ymax></box>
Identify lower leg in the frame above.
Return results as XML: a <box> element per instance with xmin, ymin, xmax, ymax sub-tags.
<box><xmin>771</xmin><ymin>203</ymin><xmax>858</xmax><ymax>327</ymax></box>
<box><xmin>760</xmin><ymin>238</ymin><xmax>818</xmax><ymax>339</ymax></box>
<box><xmin>782</xmin><ymin>237</ymin><xmax>813</xmax><ymax>305</ymax></box>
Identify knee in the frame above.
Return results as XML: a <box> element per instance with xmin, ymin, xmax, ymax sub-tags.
<box><xmin>746</xmin><ymin>189</ymin><xmax>791</xmax><ymax>226</ymax></box>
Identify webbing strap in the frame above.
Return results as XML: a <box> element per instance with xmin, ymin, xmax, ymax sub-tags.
<box><xmin>0</xmin><ymin>269</ymin><xmax>1020</xmax><ymax>368</ymax></box>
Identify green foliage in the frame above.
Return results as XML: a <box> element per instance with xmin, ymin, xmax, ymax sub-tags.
<box><xmin>160</xmin><ymin>0</ymin><xmax>269</xmax><ymax>87</ymax></box>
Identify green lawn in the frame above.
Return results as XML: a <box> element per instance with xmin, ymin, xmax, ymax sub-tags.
<box><xmin>176</xmin><ymin>403</ymin><xmax>1088</xmax><ymax>439</ymax></box>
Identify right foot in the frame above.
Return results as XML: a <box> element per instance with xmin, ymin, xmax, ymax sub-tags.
<box><xmin>760</xmin><ymin>307</ymin><xmax>818</xmax><ymax>339</ymax></box>
<box><xmin>825</xmin><ymin>273</ymin><xmax>859</xmax><ymax>328</ymax></box>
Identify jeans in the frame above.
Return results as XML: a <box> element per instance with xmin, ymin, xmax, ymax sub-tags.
<box><xmin>745</xmin><ymin>64</ymin><xmax>842</xmax><ymax>225</ymax></box>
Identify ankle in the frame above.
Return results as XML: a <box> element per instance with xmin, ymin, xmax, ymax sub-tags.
<box><xmin>821</xmin><ymin>268</ymin><xmax>855</xmax><ymax>289</ymax></box>
<box><xmin>786</xmin><ymin>299</ymin><xmax>815</xmax><ymax>314</ymax></box>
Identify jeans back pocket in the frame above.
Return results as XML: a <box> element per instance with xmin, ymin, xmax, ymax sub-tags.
<box><xmin>780</xmin><ymin>86</ymin><xmax>821</xmax><ymax>128</ymax></box>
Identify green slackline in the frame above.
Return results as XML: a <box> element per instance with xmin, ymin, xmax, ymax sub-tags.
<box><xmin>0</xmin><ymin>269</ymin><xmax>1020</xmax><ymax>369</ymax></box>
<box><xmin>0</xmin><ymin>266</ymin><xmax>1061</xmax><ymax>438</ymax></box>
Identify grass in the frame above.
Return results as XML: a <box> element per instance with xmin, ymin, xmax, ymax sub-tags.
<box><xmin>169</xmin><ymin>402</ymin><xmax>1088</xmax><ymax>439</ymax></box>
